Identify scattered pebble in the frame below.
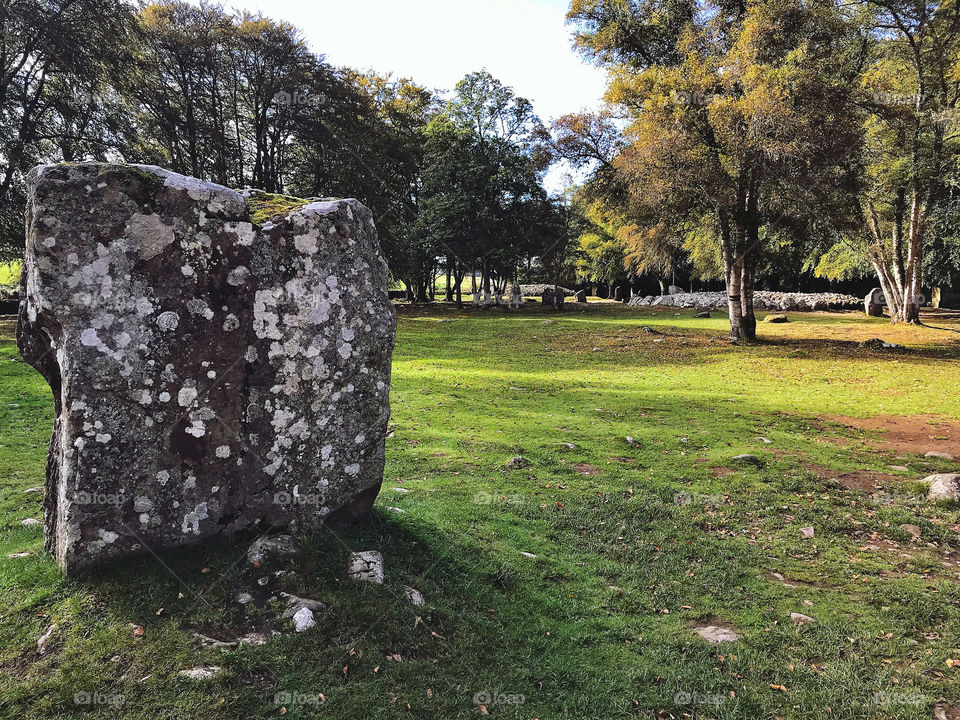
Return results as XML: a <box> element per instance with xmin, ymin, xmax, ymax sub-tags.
<box><xmin>292</xmin><ymin>607</ymin><xmax>315</xmax><ymax>632</ymax></box>
<box><xmin>899</xmin><ymin>523</ymin><xmax>922</xmax><ymax>538</ymax></box>
<box><xmin>404</xmin><ymin>587</ymin><xmax>426</xmax><ymax>607</ymax></box>
<box><xmin>800</xmin><ymin>526</ymin><xmax>815</xmax><ymax>539</ymax></box>
<box><xmin>37</xmin><ymin>624</ymin><xmax>57</xmax><ymax>655</ymax></box>
<box><xmin>694</xmin><ymin>625</ymin><xmax>738</xmax><ymax>643</ymax></box>
<box><xmin>177</xmin><ymin>666</ymin><xmax>223</xmax><ymax>680</ymax></box>
<box><xmin>247</xmin><ymin>535</ymin><xmax>299</xmax><ymax>567</ymax></box>
<box><xmin>346</xmin><ymin>551</ymin><xmax>384</xmax><ymax>585</ymax></box>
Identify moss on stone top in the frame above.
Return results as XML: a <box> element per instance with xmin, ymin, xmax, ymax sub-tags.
<box><xmin>245</xmin><ymin>191</ymin><xmax>311</xmax><ymax>227</ymax></box>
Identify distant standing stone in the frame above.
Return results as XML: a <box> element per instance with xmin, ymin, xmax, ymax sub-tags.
<box><xmin>865</xmin><ymin>288</ymin><xmax>885</xmax><ymax>317</ymax></box>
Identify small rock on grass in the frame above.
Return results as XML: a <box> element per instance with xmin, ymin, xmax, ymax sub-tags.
<box><xmin>800</xmin><ymin>526</ymin><xmax>815</xmax><ymax>539</ymax></box>
<box><xmin>405</xmin><ymin>587</ymin><xmax>426</xmax><ymax>607</ymax></box>
<box><xmin>790</xmin><ymin>613</ymin><xmax>816</xmax><ymax>625</ymax></box>
<box><xmin>925</xmin><ymin>451</ymin><xmax>954</xmax><ymax>460</ymax></box>
<box><xmin>292</xmin><ymin>607</ymin><xmax>316</xmax><ymax>632</ymax></box>
<box><xmin>925</xmin><ymin>473</ymin><xmax>960</xmax><ymax>501</ymax></box>
<box><xmin>8</xmin><ymin>551</ymin><xmax>32</xmax><ymax>558</ymax></box>
<box><xmin>37</xmin><ymin>624</ymin><xmax>57</xmax><ymax>655</ymax></box>
<box><xmin>899</xmin><ymin>523</ymin><xmax>922</xmax><ymax>538</ymax></box>
<box><xmin>625</xmin><ymin>436</ymin><xmax>638</xmax><ymax>446</ymax></box>
<box><xmin>23</xmin><ymin>487</ymin><xmax>43</xmax><ymax>494</ymax></box>
<box><xmin>247</xmin><ymin>535</ymin><xmax>299</xmax><ymax>567</ymax></box>
<box><xmin>280</xmin><ymin>593</ymin><xmax>327</xmax><ymax>619</ymax></box>
<box><xmin>178</xmin><ymin>666</ymin><xmax>223</xmax><ymax>680</ymax></box>
<box><xmin>346</xmin><ymin>551</ymin><xmax>384</xmax><ymax>585</ymax></box>
<box><xmin>384</xmin><ymin>506</ymin><xmax>406</xmax><ymax>514</ymax></box>
<box><xmin>506</xmin><ymin>456</ymin><xmax>530</xmax><ymax>469</ymax></box>
<box><xmin>732</xmin><ymin>454</ymin><xmax>762</xmax><ymax>467</ymax></box>
<box><xmin>694</xmin><ymin>626</ymin><xmax>738</xmax><ymax>643</ymax></box>
<box><xmin>21</xmin><ymin>518</ymin><xmax>41</xmax><ymax>527</ymax></box>
<box><xmin>764</xmin><ymin>314</ymin><xmax>789</xmax><ymax>323</ymax></box>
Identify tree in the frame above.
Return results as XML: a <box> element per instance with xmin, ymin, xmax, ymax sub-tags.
<box><xmin>568</xmin><ymin>0</ymin><xmax>865</xmax><ymax>341</ymax></box>
<box><xmin>0</xmin><ymin>0</ymin><xmax>134</xmax><ymax>258</ymax></box>
<box><xmin>853</xmin><ymin>0</ymin><xmax>960</xmax><ymax>323</ymax></box>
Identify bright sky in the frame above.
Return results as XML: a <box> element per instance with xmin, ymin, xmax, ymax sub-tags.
<box><xmin>214</xmin><ymin>0</ymin><xmax>608</xmax><ymax>123</ymax></box>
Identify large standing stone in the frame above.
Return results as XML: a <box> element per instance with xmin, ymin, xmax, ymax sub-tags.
<box><xmin>865</xmin><ymin>288</ymin><xmax>885</xmax><ymax>317</ymax></box>
<box><xmin>17</xmin><ymin>163</ymin><xmax>396</xmax><ymax>574</ymax></box>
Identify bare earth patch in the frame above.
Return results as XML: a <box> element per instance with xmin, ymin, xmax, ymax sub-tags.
<box><xmin>710</xmin><ymin>467</ymin><xmax>735</xmax><ymax>478</ymax></box>
<box><xmin>824</xmin><ymin>414</ymin><xmax>960</xmax><ymax>456</ymax></box>
<box><xmin>803</xmin><ymin>463</ymin><xmax>903</xmax><ymax>491</ymax></box>
<box><xmin>572</xmin><ymin>463</ymin><xmax>601</xmax><ymax>477</ymax></box>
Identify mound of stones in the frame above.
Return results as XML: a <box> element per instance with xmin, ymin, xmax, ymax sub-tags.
<box><xmin>628</xmin><ymin>291</ymin><xmax>861</xmax><ymax>312</ymax></box>
<box><xmin>18</xmin><ymin>163</ymin><xmax>396</xmax><ymax>574</ymax></box>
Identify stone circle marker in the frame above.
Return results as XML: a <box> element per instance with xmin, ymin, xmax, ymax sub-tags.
<box><xmin>18</xmin><ymin>163</ymin><xmax>396</xmax><ymax>574</ymax></box>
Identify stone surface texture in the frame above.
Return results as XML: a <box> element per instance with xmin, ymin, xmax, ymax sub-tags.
<box><xmin>18</xmin><ymin>163</ymin><xmax>396</xmax><ymax>575</ymax></box>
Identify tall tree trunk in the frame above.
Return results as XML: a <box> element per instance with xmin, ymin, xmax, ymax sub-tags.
<box><xmin>445</xmin><ymin>259</ymin><xmax>453</xmax><ymax>302</ymax></box>
<box><xmin>719</xmin><ymin>211</ymin><xmax>745</xmax><ymax>342</ymax></box>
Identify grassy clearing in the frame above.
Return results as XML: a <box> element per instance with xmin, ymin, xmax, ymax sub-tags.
<box><xmin>2</xmin><ymin>304</ymin><xmax>960</xmax><ymax>719</ymax></box>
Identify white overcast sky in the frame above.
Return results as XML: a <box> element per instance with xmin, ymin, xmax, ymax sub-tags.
<box><xmin>212</xmin><ymin>0</ymin><xmax>608</xmax><ymax>123</ymax></box>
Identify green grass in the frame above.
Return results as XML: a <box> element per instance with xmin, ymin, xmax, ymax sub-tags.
<box><xmin>2</xmin><ymin>304</ymin><xmax>960</xmax><ymax>719</ymax></box>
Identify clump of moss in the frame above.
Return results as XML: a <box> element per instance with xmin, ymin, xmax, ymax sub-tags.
<box><xmin>245</xmin><ymin>190</ymin><xmax>311</xmax><ymax>227</ymax></box>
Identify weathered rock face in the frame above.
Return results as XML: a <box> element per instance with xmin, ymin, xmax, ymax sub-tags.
<box><xmin>18</xmin><ymin>163</ymin><xmax>396</xmax><ymax>575</ymax></box>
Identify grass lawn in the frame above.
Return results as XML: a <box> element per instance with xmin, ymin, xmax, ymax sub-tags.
<box><xmin>2</xmin><ymin>302</ymin><xmax>960</xmax><ymax>719</ymax></box>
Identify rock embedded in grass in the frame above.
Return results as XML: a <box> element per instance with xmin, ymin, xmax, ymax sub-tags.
<box><xmin>178</xmin><ymin>666</ymin><xmax>223</xmax><ymax>680</ymax></box>
<box><xmin>18</xmin><ymin>163</ymin><xmax>396</xmax><ymax>575</ymax></box>
<box><xmin>925</xmin><ymin>451</ymin><xmax>954</xmax><ymax>460</ymax></box>
<box><xmin>21</xmin><ymin>518</ymin><xmax>41</xmax><ymax>527</ymax></box>
<box><xmin>694</xmin><ymin>625</ymin><xmax>739</xmax><ymax>643</ymax></box>
<box><xmin>924</xmin><ymin>474</ymin><xmax>960</xmax><ymax>501</ymax></box>
<box><xmin>764</xmin><ymin>314</ymin><xmax>789</xmax><ymax>323</ymax></box>
<box><xmin>507</xmin><ymin>456</ymin><xmax>530</xmax><ymax>469</ymax></box>
<box><xmin>292</xmin><ymin>607</ymin><xmax>316</xmax><ymax>632</ymax></box>
<box><xmin>405</xmin><ymin>586</ymin><xmax>426</xmax><ymax>607</ymax></box>
<box><xmin>790</xmin><ymin>613</ymin><xmax>816</xmax><ymax>625</ymax></box>
<box><xmin>899</xmin><ymin>523</ymin><xmax>922</xmax><ymax>538</ymax></box>
<box><xmin>247</xmin><ymin>535</ymin><xmax>300</xmax><ymax>568</ymax></box>
<box><xmin>346</xmin><ymin>551</ymin><xmax>384</xmax><ymax>585</ymax></box>
<box><xmin>731</xmin><ymin>454</ymin><xmax>763</xmax><ymax>467</ymax></box>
